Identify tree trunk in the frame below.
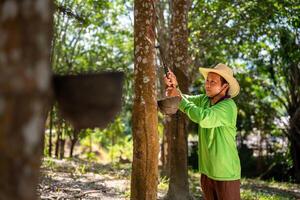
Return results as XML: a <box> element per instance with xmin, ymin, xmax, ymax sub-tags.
<box><xmin>156</xmin><ymin>0</ymin><xmax>172</xmax><ymax>178</ymax></box>
<box><xmin>165</xmin><ymin>113</ymin><xmax>191</xmax><ymax>200</ymax></box>
<box><xmin>257</xmin><ymin>131</ymin><xmax>263</xmax><ymax>173</ymax></box>
<box><xmin>59</xmin><ymin>139</ymin><xmax>65</xmax><ymax>159</ymax></box>
<box><xmin>59</xmin><ymin>122</ymin><xmax>67</xmax><ymax>159</ymax></box>
<box><xmin>160</xmin><ymin>117</ymin><xmax>171</xmax><ymax>177</ymax></box>
<box><xmin>69</xmin><ymin>138</ymin><xmax>77</xmax><ymax>158</ymax></box>
<box><xmin>290</xmin><ymin>107</ymin><xmax>300</xmax><ymax>182</ymax></box>
<box><xmin>164</xmin><ymin>0</ymin><xmax>192</xmax><ymax>199</ymax></box>
<box><xmin>291</xmin><ymin>133</ymin><xmax>300</xmax><ymax>182</ymax></box>
<box><xmin>69</xmin><ymin>129</ymin><xmax>79</xmax><ymax>158</ymax></box>
<box><xmin>89</xmin><ymin>131</ymin><xmax>92</xmax><ymax>153</ymax></box>
<box><xmin>55</xmin><ymin>125</ymin><xmax>61</xmax><ymax>158</ymax></box>
<box><xmin>48</xmin><ymin>107</ymin><xmax>54</xmax><ymax>157</ymax></box>
<box><xmin>130</xmin><ymin>0</ymin><xmax>159</xmax><ymax>199</ymax></box>
<box><xmin>0</xmin><ymin>1</ymin><xmax>53</xmax><ymax>199</ymax></box>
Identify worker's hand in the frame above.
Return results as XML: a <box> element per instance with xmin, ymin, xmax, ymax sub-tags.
<box><xmin>163</xmin><ymin>69</ymin><xmax>178</xmax><ymax>88</ymax></box>
<box><xmin>166</xmin><ymin>86</ymin><xmax>181</xmax><ymax>98</ymax></box>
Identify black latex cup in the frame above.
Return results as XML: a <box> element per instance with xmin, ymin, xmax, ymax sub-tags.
<box><xmin>157</xmin><ymin>96</ymin><xmax>181</xmax><ymax>115</ymax></box>
<box><xmin>53</xmin><ymin>72</ymin><xmax>123</xmax><ymax>129</ymax></box>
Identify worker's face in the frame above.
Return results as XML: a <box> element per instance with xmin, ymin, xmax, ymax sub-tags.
<box><xmin>205</xmin><ymin>72</ymin><xmax>227</xmax><ymax>97</ymax></box>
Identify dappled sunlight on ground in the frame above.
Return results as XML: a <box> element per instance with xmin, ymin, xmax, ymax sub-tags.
<box><xmin>39</xmin><ymin>158</ymin><xmax>130</xmax><ymax>199</ymax></box>
<box><xmin>39</xmin><ymin>158</ymin><xmax>300</xmax><ymax>200</ymax></box>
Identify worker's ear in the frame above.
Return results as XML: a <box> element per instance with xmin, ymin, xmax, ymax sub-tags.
<box><xmin>222</xmin><ymin>83</ymin><xmax>229</xmax><ymax>90</ymax></box>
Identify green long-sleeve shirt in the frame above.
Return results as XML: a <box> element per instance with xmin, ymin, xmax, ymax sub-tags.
<box><xmin>179</xmin><ymin>94</ymin><xmax>241</xmax><ymax>181</ymax></box>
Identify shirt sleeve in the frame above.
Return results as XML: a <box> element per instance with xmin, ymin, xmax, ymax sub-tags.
<box><xmin>176</xmin><ymin>88</ymin><xmax>203</xmax><ymax>105</ymax></box>
<box><xmin>179</xmin><ymin>96</ymin><xmax>236</xmax><ymax>128</ymax></box>
<box><xmin>181</xmin><ymin>94</ymin><xmax>202</xmax><ymax>104</ymax></box>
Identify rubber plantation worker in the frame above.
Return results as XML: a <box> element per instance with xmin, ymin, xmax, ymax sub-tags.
<box><xmin>164</xmin><ymin>63</ymin><xmax>241</xmax><ymax>200</ymax></box>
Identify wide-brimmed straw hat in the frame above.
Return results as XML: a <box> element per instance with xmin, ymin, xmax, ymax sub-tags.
<box><xmin>199</xmin><ymin>63</ymin><xmax>240</xmax><ymax>98</ymax></box>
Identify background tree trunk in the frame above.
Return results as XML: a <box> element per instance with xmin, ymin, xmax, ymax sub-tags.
<box><xmin>69</xmin><ymin>128</ymin><xmax>79</xmax><ymax>158</ymax></box>
<box><xmin>130</xmin><ymin>0</ymin><xmax>159</xmax><ymax>199</ymax></box>
<box><xmin>164</xmin><ymin>0</ymin><xmax>192</xmax><ymax>199</ymax></box>
<box><xmin>59</xmin><ymin>138</ymin><xmax>65</xmax><ymax>159</ymax></box>
<box><xmin>55</xmin><ymin>122</ymin><xmax>61</xmax><ymax>158</ymax></box>
<box><xmin>290</xmin><ymin>107</ymin><xmax>300</xmax><ymax>182</ymax></box>
<box><xmin>156</xmin><ymin>0</ymin><xmax>171</xmax><ymax>178</ymax></box>
<box><xmin>48</xmin><ymin>107</ymin><xmax>54</xmax><ymax>157</ymax></box>
<box><xmin>0</xmin><ymin>1</ymin><xmax>53</xmax><ymax>199</ymax></box>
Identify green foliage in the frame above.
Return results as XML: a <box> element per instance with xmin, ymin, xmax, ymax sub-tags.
<box><xmin>42</xmin><ymin>158</ymin><xmax>57</xmax><ymax>171</ymax></box>
<box><xmin>85</xmin><ymin>152</ymin><xmax>97</xmax><ymax>162</ymax></box>
<box><xmin>76</xmin><ymin>116</ymin><xmax>132</xmax><ymax>162</ymax></box>
<box><xmin>158</xmin><ymin>176</ymin><xmax>169</xmax><ymax>191</ymax></box>
<box><xmin>235</xmin><ymin>69</ymin><xmax>279</xmax><ymax>138</ymax></box>
<box><xmin>75</xmin><ymin>163</ymin><xmax>87</xmax><ymax>174</ymax></box>
<box><xmin>92</xmin><ymin>117</ymin><xmax>127</xmax><ymax>147</ymax></box>
<box><xmin>107</xmin><ymin>135</ymin><xmax>133</xmax><ymax>163</ymax></box>
<box><xmin>189</xmin><ymin>0</ymin><xmax>299</xmax><ymax>140</ymax></box>
<box><xmin>241</xmin><ymin>189</ymin><xmax>292</xmax><ymax>200</ymax></box>
<box><xmin>52</xmin><ymin>0</ymin><xmax>133</xmax><ymax>74</ymax></box>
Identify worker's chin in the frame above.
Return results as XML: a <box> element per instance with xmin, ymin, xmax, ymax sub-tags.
<box><xmin>206</xmin><ymin>92</ymin><xmax>215</xmax><ymax>98</ymax></box>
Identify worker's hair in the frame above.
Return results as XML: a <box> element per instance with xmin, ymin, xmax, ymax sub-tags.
<box><xmin>220</xmin><ymin>76</ymin><xmax>228</xmax><ymax>85</ymax></box>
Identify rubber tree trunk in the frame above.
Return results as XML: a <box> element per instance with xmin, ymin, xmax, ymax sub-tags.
<box><xmin>161</xmin><ymin>116</ymin><xmax>171</xmax><ymax>177</ymax></box>
<box><xmin>69</xmin><ymin>129</ymin><xmax>79</xmax><ymax>158</ymax></box>
<box><xmin>55</xmin><ymin>124</ymin><xmax>61</xmax><ymax>158</ymax></box>
<box><xmin>48</xmin><ymin>107</ymin><xmax>54</xmax><ymax>157</ymax></box>
<box><xmin>59</xmin><ymin>122</ymin><xmax>67</xmax><ymax>159</ymax></box>
<box><xmin>164</xmin><ymin>0</ymin><xmax>193</xmax><ymax>199</ymax></box>
<box><xmin>290</xmin><ymin>107</ymin><xmax>300</xmax><ymax>182</ymax></box>
<box><xmin>59</xmin><ymin>139</ymin><xmax>65</xmax><ymax>159</ymax></box>
<box><xmin>130</xmin><ymin>0</ymin><xmax>159</xmax><ymax>199</ymax></box>
<box><xmin>156</xmin><ymin>0</ymin><xmax>171</xmax><ymax>178</ymax></box>
<box><xmin>0</xmin><ymin>1</ymin><xmax>53</xmax><ymax>199</ymax></box>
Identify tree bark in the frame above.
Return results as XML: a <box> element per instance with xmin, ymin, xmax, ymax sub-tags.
<box><xmin>290</xmin><ymin>107</ymin><xmax>300</xmax><ymax>182</ymax></box>
<box><xmin>0</xmin><ymin>1</ymin><xmax>53</xmax><ymax>199</ymax></box>
<box><xmin>164</xmin><ymin>0</ymin><xmax>192</xmax><ymax>199</ymax></box>
<box><xmin>59</xmin><ymin>138</ymin><xmax>65</xmax><ymax>159</ymax></box>
<box><xmin>156</xmin><ymin>0</ymin><xmax>172</xmax><ymax>178</ymax></box>
<box><xmin>69</xmin><ymin>129</ymin><xmax>79</xmax><ymax>158</ymax></box>
<box><xmin>161</xmin><ymin>117</ymin><xmax>171</xmax><ymax>177</ymax></box>
<box><xmin>130</xmin><ymin>0</ymin><xmax>159</xmax><ymax>199</ymax></box>
<box><xmin>55</xmin><ymin>123</ymin><xmax>61</xmax><ymax>158</ymax></box>
<box><xmin>48</xmin><ymin>107</ymin><xmax>53</xmax><ymax>157</ymax></box>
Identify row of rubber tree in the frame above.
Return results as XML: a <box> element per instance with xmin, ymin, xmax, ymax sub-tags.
<box><xmin>1</xmin><ymin>0</ymin><xmax>300</xmax><ymax>200</ymax></box>
<box><xmin>0</xmin><ymin>0</ymin><xmax>191</xmax><ymax>199</ymax></box>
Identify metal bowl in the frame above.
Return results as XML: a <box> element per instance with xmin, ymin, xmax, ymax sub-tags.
<box><xmin>157</xmin><ymin>96</ymin><xmax>181</xmax><ymax>115</ymax></box>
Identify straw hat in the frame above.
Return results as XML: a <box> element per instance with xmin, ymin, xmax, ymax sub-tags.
<box><xmin>199</xmin><ymin>63</ymin><xmax>240</xmax><ymax>98</ymax></box>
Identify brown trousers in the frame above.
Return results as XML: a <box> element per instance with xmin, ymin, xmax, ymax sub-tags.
<box><xmin>200</xmin><ymin>174</ymin><xmax>240</xmax><ymax>200</ymax></box>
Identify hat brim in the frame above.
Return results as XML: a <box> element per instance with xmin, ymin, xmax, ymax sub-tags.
<box><xmin>199</xmin><ymin>67</ymin><xmax>240</xmax><ymax>98</ymax></box>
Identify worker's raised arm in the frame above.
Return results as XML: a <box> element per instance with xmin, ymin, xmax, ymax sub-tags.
<box><xmin>179</xmin><ymin>97</ymin><xmax>237</xmax><ymax>128</ymax></box>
